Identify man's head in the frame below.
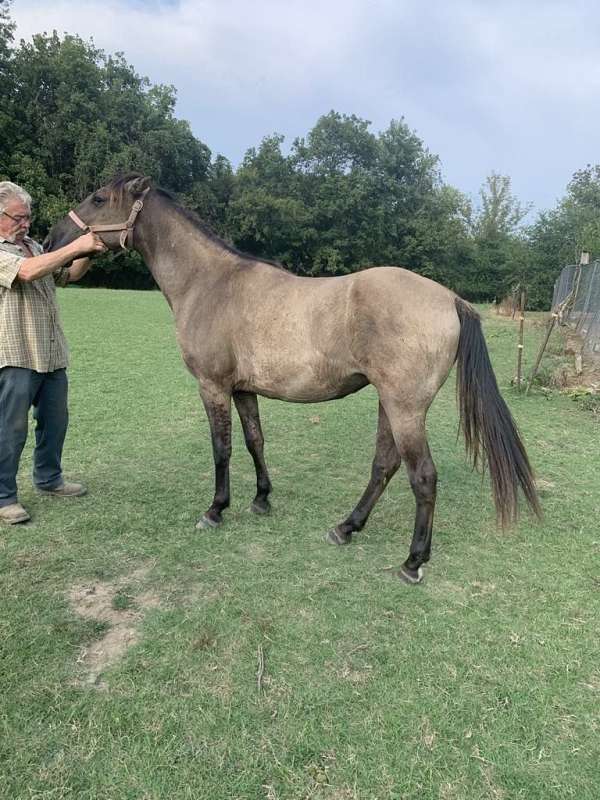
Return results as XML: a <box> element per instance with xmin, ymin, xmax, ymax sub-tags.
<box><xmin>0</xmin><ymin>182</ymin><xmax>32</xmax><ymax>244</ymax></box>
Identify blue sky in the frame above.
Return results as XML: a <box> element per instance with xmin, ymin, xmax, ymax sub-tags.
<box><xmin>12</xmin><ymin>0</ymin><xmax>600</xmax><ymax>217</ymax></box>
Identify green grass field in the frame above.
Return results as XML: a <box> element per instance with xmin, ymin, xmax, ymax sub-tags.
<box><xmin>1</xmin><ymin>288</ymin><xmax>599</xmax><ymax>800</ymax></box>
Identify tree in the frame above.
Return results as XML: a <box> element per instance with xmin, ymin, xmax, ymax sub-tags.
<box><xmin>474</xmin><ymin>173</ymin><xmax>530</xmax><ymax>240</ymax></box>
<box><xmin>225</xmin><ymin>112</ymin><xmax>472</xmax><ymax>281</ymax></box>
<box><xmin>526</xmin><ymin>165</ymin><xmax>600</xmax><ymax>308</ymax></box>
<box><xmin>227</xmin><ymin>135</ymin><xmax>314</xmax><ymax>269</ymax></box>
<box><xmin>288</xmin><ymin>113</ymin><xmax>444</xmax><ymax>275</ymax></box>
<box><xmin>4</xmin><ymin>1</ymin><xmax>556</xmax><ymax>300</ymax></box>
<box><xmin>0</xmin><ymin>0</ymin><xmax>15</xmax><ymax>174</ymax></box>
<box><xmin>402</xmin><ymin>184</ymin><xmax>477</xmax><ymax>296</ymax></box>
<box><xmin>0</xmin><ymin>23</ymin><xmax>217</xmax><ymax>287</ymax></box>
<box><xmin>472</xmin><ymin>173</ymin><xmax>532</xmax><ymax>302</ymax></box>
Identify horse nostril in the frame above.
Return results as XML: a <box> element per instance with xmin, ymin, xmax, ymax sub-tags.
<box><xmin>42</xmin><ymin>236</ymin><xmax>52</xmax><ymax>253</ymax></box>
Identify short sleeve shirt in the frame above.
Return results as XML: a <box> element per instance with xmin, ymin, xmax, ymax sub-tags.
<box><xmin>0</xmin><ymin>236</ymin><xmax>70</xmax><ymax>372</ymax></box>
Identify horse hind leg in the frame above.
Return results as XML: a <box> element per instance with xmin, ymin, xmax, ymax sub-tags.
<box><xmin>327</xmin><ymin>402</ymin><xmax>401</xmax><ymax>545</ymax></box>
<box><xmin>233</xmin><ymin>391</ymin><xmax>272</xmax><ymax>514</ymax></box>
<box><xmin>379</xmin><ymin>398</ymin><xmax>438</xmax><ymax>585</ymax></box>
<box><xmin>400</xmin><ymin>439</ymin><xmax>437</xmax><ymax>584</ymax></box>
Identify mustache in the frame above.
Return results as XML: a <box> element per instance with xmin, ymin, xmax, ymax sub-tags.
<box><xmin>5</xmin><ymin>227</ymin><xmax>28</xmax><ymax>243</ymax></box>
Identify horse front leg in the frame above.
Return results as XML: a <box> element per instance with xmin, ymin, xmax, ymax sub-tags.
<box><xmin>196</xmin><ymin>387</ymin><xmax>232</xmax><ymax>530</ymax></box>
<box><xmin>233</xmin><ymin>391</ymin><xmax>272</xmax><ymax>515</ymax></box>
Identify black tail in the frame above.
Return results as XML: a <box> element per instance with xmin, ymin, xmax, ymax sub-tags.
<box><xmin>454</xmin><ymin>298</ymin><xmax>541</xmax><ymax>527</ymax></box>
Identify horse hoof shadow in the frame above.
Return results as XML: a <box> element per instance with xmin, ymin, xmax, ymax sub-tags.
<box><xmin>250</xmin><ymin>500</ymin><xmax>271</xmax><ymax>515</ymax></box>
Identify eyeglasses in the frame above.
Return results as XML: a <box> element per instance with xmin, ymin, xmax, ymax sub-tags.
<box><xmin>2</xmin><ymin>210</ymin><xmax>32</xmax><ymax>224</ymax></box>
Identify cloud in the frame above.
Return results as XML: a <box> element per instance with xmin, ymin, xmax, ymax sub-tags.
<box><xmin>11</xmin><ymin>0</ymin><xmax>600</xmax><ymax>212</ymax></box>
<box><xmin>13</xmin><ymin>1</ymin><xmax>367</xmax><ymax>97</ymax></box>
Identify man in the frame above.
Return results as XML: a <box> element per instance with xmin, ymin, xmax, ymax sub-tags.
<box><xmin>0</xmin><ymin>180</ymin><xmax>106</xmax><ymax>525</ymax></box>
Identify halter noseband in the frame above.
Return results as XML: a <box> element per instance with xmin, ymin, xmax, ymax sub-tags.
<box><xmin>68</xmin><ymin>188</ymin><xmax>150</xmax><ymax>250</ymax></box>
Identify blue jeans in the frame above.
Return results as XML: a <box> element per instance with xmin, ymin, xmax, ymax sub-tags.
<box><xmin>0</xmin><ymin>367</ymin><xmax>68</xmax><ymax>507</ymax></box>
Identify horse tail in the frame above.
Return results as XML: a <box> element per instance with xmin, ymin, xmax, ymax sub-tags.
<box><xmin>454</xmin><ymin>297</ymin><xmax>541</xmax><ymax>527</ymax></box>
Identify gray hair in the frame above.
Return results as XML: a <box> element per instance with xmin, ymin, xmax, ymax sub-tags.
<box><xmin>0</xmin><ymin>181</ymin><xmax>32</xmax><ymax>214</ymax></box>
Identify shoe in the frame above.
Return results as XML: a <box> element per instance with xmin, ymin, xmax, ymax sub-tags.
<box><xmin>37</xmin><ymin>481</ymin><xmax>87</xmax><ymax>498</ymax></box>
<box><xmin>0</xmin><ymin>503</ymin><xmax>31</xmax><ymax>524</ymax></box>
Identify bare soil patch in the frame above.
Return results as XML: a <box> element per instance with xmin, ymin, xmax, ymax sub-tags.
<box><xmin>69</xmin><ymin>564</ymin><xmax>160</xmax><ymax>689</ymax></box>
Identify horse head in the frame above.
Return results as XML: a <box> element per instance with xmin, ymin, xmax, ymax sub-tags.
<box><xmin>44</xmin><ymin>173</ymin><xmax>152</xmax><ymax>253</ymax></box>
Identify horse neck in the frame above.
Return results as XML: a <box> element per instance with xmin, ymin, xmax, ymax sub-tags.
<box><xmin>134</xmin><ymin>195</ymin><xmax>235</xmax><ymax>310</ymax></box>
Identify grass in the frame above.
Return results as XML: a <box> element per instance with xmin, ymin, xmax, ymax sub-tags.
<box><xmin>0</xmin><ymin>289</ymin><xmax>599</xmax><ymax>800</ymax></box>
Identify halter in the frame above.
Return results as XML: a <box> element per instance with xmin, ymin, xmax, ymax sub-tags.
<box><xmin>68</xmin><ymin>188</ymin><xmax>150</xmax><ymax>250</ymax></box>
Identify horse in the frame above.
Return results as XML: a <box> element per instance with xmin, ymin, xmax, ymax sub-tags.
<box><xmin>45</xmin><ymin>173</ymin><xmax>541</xmax><ymax>584</ymax></box>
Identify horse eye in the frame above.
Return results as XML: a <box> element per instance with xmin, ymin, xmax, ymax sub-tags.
<box><xmin>92</xmin><ymin>195</ymin><xmax>105</xmax><ymax>205</ymax></box>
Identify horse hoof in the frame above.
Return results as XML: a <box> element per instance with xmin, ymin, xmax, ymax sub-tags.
<box><xmin>251</xmin><ymin>499</ymin><xmax>271</xmax><ymax>515</ymax></box>
<box><xmin>325</xmin><ymin>528</ymin><xmax>352</xmax><ymax>546</ymax></box>
<box><xmin>196</xmin><ymin>514</ymin><xmax>220</xmax><ymax>530</ymax></box>
<box><xmin>397</xmin><ymin>566</ymin><xmax>424</xmax><ymax>585</ymax></box>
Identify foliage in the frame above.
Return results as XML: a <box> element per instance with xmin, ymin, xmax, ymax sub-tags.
<box><xmin>564</xmin><ymin>386</ymin><xmax>600</xmax><ymax>419</ymax></box>
<box><xmin>1</xmin><ymin>1</ymin><xmax>597</xmax><ymax>304</ymax></box>
<box><xmin>226</xmin><ymin>113</ymin><xmax>477</xmax><ymax>284</ymax></box>
<box><xmin>527</xmin><ymin>165</ymin><xmax>600</xmax><ymax>307</ymax></box>
<box><xmin>0</xmin><ymin>0</ymin><xmax>16</xmax><ymax>172</ymax></box>
<box><xmin>474</xmin><ymin>173</ymin><xmax>531</xmax><ymax>240</ymax></box>
<box><xmin>468</xmin><ymin>174</ymin><xmax>532</xmax><ymax>303</ymax></box>
<box><xmin>0</xmin><ymin>12</ymin><xmax>219</xmax><ymax>287</ymax></box>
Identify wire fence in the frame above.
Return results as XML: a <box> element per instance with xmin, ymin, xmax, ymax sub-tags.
<box><xmin>552</xmin><ymin>260</ymin><xmax>600</xmax><ymax>355</ymax></box>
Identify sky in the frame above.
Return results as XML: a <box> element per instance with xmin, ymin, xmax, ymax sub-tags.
<box><xmin>11</xmin><ymin>0</ymin><xmax>600</xmax><ymax>217</ymax></box>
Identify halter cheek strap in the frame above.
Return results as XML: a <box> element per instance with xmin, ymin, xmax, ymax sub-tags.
<box><xmin>68</xmin><ymin>188</ymin><xmax>150</xmax><ymax>250</ymax></box>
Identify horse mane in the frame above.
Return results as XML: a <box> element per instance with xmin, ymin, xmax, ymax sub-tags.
<box><xmin>106</xmin><ymin>172</ymin><xmax>285</xmax><ymax>270</ymax></box>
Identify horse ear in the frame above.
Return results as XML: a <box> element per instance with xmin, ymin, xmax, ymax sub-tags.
<box><xmin>125</xmin><ymin>176</ymin><xmax>151</xmax><ymax>196</ymax></box>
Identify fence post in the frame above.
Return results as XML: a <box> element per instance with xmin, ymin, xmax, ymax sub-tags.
<box><xmin>525</xmin><ymin>313</ymin><xmax>557</xmax><ymax>395</ymax></box>
<box><xmin>516</xmin><ymin>290</ymin><xmax>526</xmax><ymax>390</ymax></box>
<box><xmin>572</xmin><ymin>252</ymin><xmax>589</xmax><ymax>314</ymax></box>
<box><xmin>511</xmin><ymin>285</ymin><xmax>519</xmax><ymax>320</ymax></box>
<box><xmin>526</xmin><ymin>252</ymin><xmax>592</xmax><ymax>394</ymax></box>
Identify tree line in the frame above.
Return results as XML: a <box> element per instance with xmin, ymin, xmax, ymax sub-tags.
<box><xmin>1</xmin><ymin>0</ymin><xmax>599</xmax><ymax>307</ymax></box>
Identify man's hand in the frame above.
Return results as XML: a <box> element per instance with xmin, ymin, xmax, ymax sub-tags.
<box><xmin>70</xmin><ymin>231</ymin><xmax>108</xmax><ymax>257</ymax></box>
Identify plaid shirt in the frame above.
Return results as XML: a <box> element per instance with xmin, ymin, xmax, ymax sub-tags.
<box><xmin>0</xmin><ymin>236</ymin><xmax>70</xmax><ymax>372</ymax></box>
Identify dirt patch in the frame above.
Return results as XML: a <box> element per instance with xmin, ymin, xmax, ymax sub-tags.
<box><xmin>428</xmin><ymin>579</ymin><xmax>469</xmax><ymax>602</ymax></box>
<box><xmin>469</xmin><ymin>580</ymin><xmax>497</xmax><ymax>598</ymax></box>
<box><xmin>481</xmin><ymin>765</ymin><xmax>507</xmax><ymax>800</ymax></box>
<box><xmin>323</xmin><ymin>652</ymin><xmax>372</xmax><ymax>687</ymax></box>
<box><xmin>69</xmin><ymin>564</ymin><xmax>160</xmax><ymax>689</ymax></box>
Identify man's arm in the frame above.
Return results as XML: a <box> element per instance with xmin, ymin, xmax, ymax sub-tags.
<box><xmin>17</xmin><ymin>233</ymin><xmax>106</xmax><ymax>283</ymax></box>
<box><xmin>67</xmin><ymin>257</ymin><xmax>92</xmax><ymax>283</ymax></box>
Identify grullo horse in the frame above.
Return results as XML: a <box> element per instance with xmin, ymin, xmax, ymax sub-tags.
<box><xmin>45</xmin><ymin>174</ymin><xmax>541</xmax><ymax>584</ymax></box>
